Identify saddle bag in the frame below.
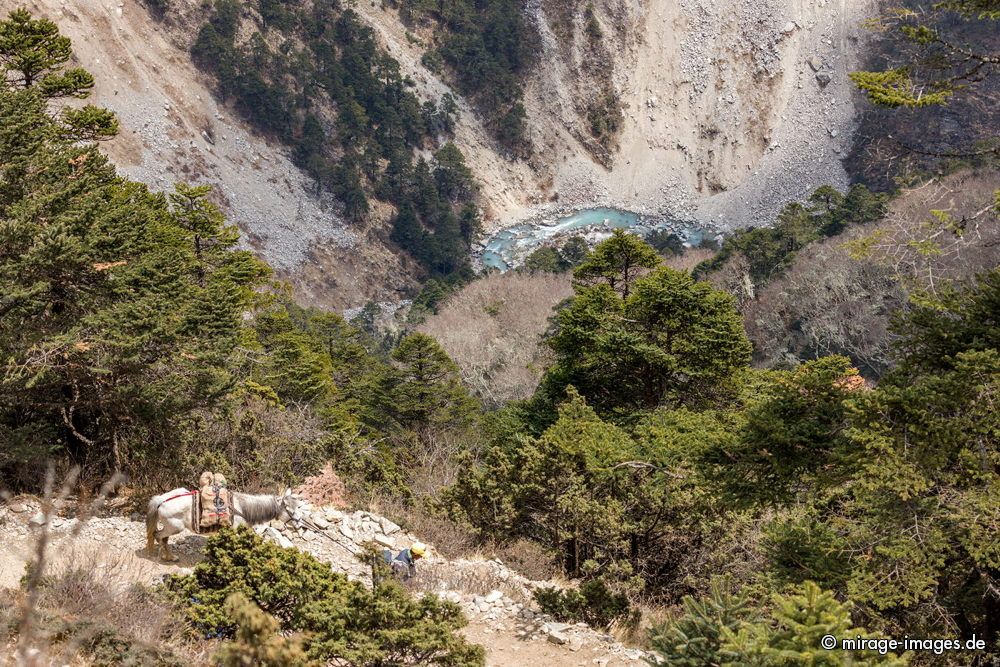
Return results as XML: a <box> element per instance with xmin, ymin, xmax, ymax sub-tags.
<box><xmin>199</xmin><ymin>474</ymin><xmax>232</xmax><ymax>531</ymax></box>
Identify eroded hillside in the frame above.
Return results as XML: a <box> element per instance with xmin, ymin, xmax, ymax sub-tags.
<box><xmin>358</xmin><ymin>0</ymin><xmax>875</xmax><ymax>230</ymax></box>
<box><xmin>21</xmin><ymin>0</ymin><xmax>874</xmax><ymax>308</ymax></box>
<box><xmin>19</xmin><ymin>0</ymin><xmax>417</xmax><ymax>310</ymax></box>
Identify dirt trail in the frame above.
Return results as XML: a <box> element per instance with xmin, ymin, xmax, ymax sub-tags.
<box><xmin>0</xmin><ymin>500</ymin><xmax>647</xmax><ymax>666</ymax></box>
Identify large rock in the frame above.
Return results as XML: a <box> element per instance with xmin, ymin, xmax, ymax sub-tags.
<box><xmin>807</xmin><ymin>56</ymin><xmax>824</xmax><ymax>72</ymax></box>
<box><xmin>266</xmin><ymin>526</ymin><xmax>293</xmax><ymax>548</ymax></box>
<box><xmin>374</xmin><ymin>534</ymin><xmax>394</xmax><ymax>548</ymax></box>
<box><xmin>378</xmin><ymin>517</ymin><xmax>400</xmax><ymax>535</ymax></box>
<box><xmin>484</xmin><ymin>590</ymin><xmax>503</xmax><ymax>604</ymax></box>
<box><xmin>28</xmin><ymin>511</ymin><xmax>46</xmax><ymax>527</ymax></box>
<box><xmin>546</xmin><ymin>630</ymin><xmax>569</xmax><ymax>645</ymax></box>
<box><xmin>816</xmin><ymin>72</ymin><xmax>832</xmax><ymax>87</ymax></box>
<box><xmin>312</xmin><ymin>515</ymin><xmax>330</xmax><ymax>529</ymax></box>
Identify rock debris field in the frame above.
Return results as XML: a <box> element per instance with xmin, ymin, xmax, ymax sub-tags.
<box><xmin>1</xmin><ymin>498</ymin><xmax>650</xmax><ymax>666</ymax></box>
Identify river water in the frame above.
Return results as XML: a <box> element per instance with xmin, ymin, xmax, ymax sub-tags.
<box><xmin>479</xmin><ymin>208</ymin><xmax>715</xmax><ymax>271</ymax></box>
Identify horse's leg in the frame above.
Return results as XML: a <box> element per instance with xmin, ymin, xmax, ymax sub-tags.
<box><xmin>157</xmin><ymin>518</ymin><xmax>183</xmax><ymax>562</ymax></box>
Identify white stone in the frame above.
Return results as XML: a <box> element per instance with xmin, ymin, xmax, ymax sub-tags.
<box><xmin>312</xmin><ymin>515</ymin><xmax>330</xmax><ymax>529</ymax></box>
<box><xmin>378</xmin><ymin>517</ymin><xmax>400</xmax><ymax>535</ymax></box>
<box><xmin>374</xmin><ymin>534</ymin><xmax>394</xmax><ymax>548</ymax></box>
<box><xmin>484</xmin><ymin>590</ymin><xmax>503</xmax><ymax>603</ymax></box>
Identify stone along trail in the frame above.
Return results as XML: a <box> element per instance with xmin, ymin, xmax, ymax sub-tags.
<box><xmin>0</xmin><ymin>498</ymin><xmax>650</xmax><ymax>666</ymax></box>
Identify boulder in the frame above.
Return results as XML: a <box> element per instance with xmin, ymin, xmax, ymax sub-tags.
<box><xmin>266</xmin><ymin>526</ymin><xmax>293</xmax><ymax>548</ymax></box>
<box><xmin>546</xmin><ymin>630</ymin><xmax>569</xmax><ymax>645</ymax></box>
<box><xmin>484</xmin><ymin>590</ymin><xmax>503</xmax><ymax>604</ymax></box>
<box><xmin>378</xmin><ymin>517</ymin><xmax>400</xmax><ymax>535</ymax></box>
<box><xmin>339</xmin><ymin>523</ymin><xmax>354</xmax><ymax>540</ymax></box>
<box><xmin>28</xmin><ymin>512</ymin><xmax>46</xmax><ymax>527</ymax></box>
<box><xmin>374</xmin><ymin>534</ymin><xmax>394</xmax><ymax>548</ymax></box>
<box><xmin>312</xmin><ymin>515</ymin><xmax>330</xmax><ymax>529</ymax></box>
<box><xmin>782</xmin><ymin>21</ymin><xmax>796</xmax><ymax>34</ymax></box>
<box><xmin>807</xmin><ymin>56</ymin><xmax>824</xmax><ymax>72</ymax></box>
<box><xmin>816</xmin><ymin>72</ymin><xmax>832</xmax><ymax>87</ymax></box>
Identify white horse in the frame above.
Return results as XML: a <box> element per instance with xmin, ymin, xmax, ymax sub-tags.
<box><xmin>146</xmin><ymin>487</ymin><xmax>301</xmax><ymax>561</ymax></box>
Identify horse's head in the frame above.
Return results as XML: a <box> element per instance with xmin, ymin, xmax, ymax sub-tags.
<box><xmin>277</xmin><ymin>488</ymin><xmax>301</xmax><ymax>522</ymax></box>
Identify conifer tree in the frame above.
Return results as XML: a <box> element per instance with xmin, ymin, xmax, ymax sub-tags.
<box><xmin>573</xmin><ymin>229</ymin><xmax>660</xmax><ymax>298</ymax></box>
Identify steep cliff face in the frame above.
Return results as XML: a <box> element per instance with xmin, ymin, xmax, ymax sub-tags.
<box><xmin>519</xmin><ymin>0</ymin><xmax>874</xmax><ymax>229</ymax></box>
<box><xmin>19</xmin><ymin>0</ymin><xmax>417</xmax><ymax>311</ymax></box>
<box><xmin>21</xmin><ymin>0</ymin><xmax>874</xmax><ymax>307</ymax></box>
<box><xmin>352</xmin><ymin>0</ymin><xmax>874</xmax><ymax>230</ymax></box>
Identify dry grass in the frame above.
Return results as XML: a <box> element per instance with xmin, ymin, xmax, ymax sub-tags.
<box><xmin>419</xmin><ymin>272</ymin><xmax>574</xmax><ymax>406</ymax></box>
<box><xmin>1</xmin><ymin>471</ymin><xmax>211</xmax><ymax>666</ymax></box>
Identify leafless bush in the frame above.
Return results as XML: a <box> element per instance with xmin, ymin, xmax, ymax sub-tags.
<box><xmin>419</xmin><ymin>272</ymin><xmax>574</xmax><ymax>406</ymax></box>
<box><xmin>735</xmin><ymin>169</ymin><xmax>999</xmax><ymax>376</ymax></box>
<box><xmin>849</xmin><ymin>169</ymin><xmax>1000</xmax><ymax>294</ymax></box>
<box><xmin>3</xmin><ymin>469</ymin><xmax>209</xmax><ymax>666</ymax></box>
<box><xmin>487</xmin><ymin>538</ymin><xmax>558</xmax><ymax>582</ymax></box>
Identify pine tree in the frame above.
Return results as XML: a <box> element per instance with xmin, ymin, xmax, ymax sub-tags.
<box><xmin>389</xmin><ymin>333</ymin><xmax>477</xmax><ymax>428</ymax></box>
<box><xmin>573</xmin><ymin>229</ymin><xmax>660</xmax><ymax>298</ymax></box>
<box><xmin>649</xmin><ymin>577</ymin><xmax>755</xmax><ymax>667</ymax></box>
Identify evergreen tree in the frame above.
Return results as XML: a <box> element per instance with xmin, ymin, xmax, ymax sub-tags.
<box><xmin>650</xmin><ymin>577</ymin><xmax>755</xmax><ymax>667</ymax></box>
<box><xmin>390</xmin><ymin>332</ymin><xmax>477</xmax><ymax>428</ymax></box>
<box><xmin>539</xmin><ymin>263</ymin><xmax>751</xmax><ymax>417</ymax></box>
<box><xmin>167</xmin><ymin>527</ymin><xmax>485</xmax><ymax>666</ymax></box>
<box><xmin>573</xmin><ymin>229</ymin><xmax>660</xmax><ymax>298</ymax></box>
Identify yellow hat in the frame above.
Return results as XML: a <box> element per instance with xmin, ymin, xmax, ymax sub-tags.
<box><xmin>411</xmin><ymin>542</ymin><xmax>426</xmax><ymax>558</ymax></box>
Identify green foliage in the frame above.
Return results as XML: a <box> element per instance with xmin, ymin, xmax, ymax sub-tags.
<box><xmin>694</xmin><ymin>184</ymin><xmax>888</xmax><ymax>286</ymax></box>
<box><xmin>722</xmin><ymin>581</ymin><xmax>908</xmax><ymax>666</ymax></box>
<box><xmin>534</xmin><ymin>579</ymin><xmax>633</xmax><ymax>628</ymax></box>
<box><xmin>851</xmin><ymin>1</ymin><xmax>998</xmax><ymax>108</ymax></box>
<box><xmin>645</xmin><ymin>230</ymin><xmax>685</xmax><ymax>256</ymax></box>
<box><xmin>889</xmin><ymin>267</ymin><xmax>1000</xmax><ymax>378</ymax></box>
<box><xmin>573</xmin><ymin>229</ymin><xmax>660</xmax><ymax>297</ymax></box>
<box><xmin>0</xmin><ymin>73</ymin><xmax>268</xmax><ymax>481</ymax></box>
<box><xmin>390</xmin><ymin>332</ymin><xmax>479</xmax><ymax>429</ymax></box>
<box><xmin>559</xmin><ymin>235</ymin><xmax>590</xmax><ymax>267</ymax></box>
<box><xmin>652</xmin><ymin>580</ymin><xmax>907</xmax><ymax>666</ymax></box>
<box><xmin>523</xmin><ymin>246</ymin><xmax>565</xmax><ymax>273</ymax></box>
<box><xmin>216</xmin><ymin>593</ymin><xmax>309</xmax><ymax>667</ymax></box>
<box><xmin>649</xmin><ymin>576</ymin><xmax>755</xmax><ymax>667</ymax></box>
<box><xmin>849</xmin><ymin>68</ymin><xmax>951</xmax><ymax>108</ymax></box>
<box><xmin>703</xmin><ymin>357</ymin><xmax>859</xmax><ymax>506</ymax></box>
<box><xmin>586</xmin><ymin>88</ymin><xmax>623</xmax><ymax>149</ymax></box>
<box><xmin>394</xmin><ymin>0</ymin><xmax>538</xmax><ymax>155</ymax></box>
<box><xmin>0</xmin><ymin>9</ymin><xmax>90</xmax><ymax>94</ymax></box>
<box><xmin>538</xmin><ymin>248</ymin><xmax>751</xmax><ymax>418</ymax></box>
<box><xmin>191</xmin><ymin>1</ymin><xmax>478</xmax><ymax>278</ymax></box>
<box><xmin>166</xmin><ymin>527</ymin><xmax>485</xmax><ymax>666</ymax></box>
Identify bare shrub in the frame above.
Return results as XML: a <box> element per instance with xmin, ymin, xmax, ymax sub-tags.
<box><xmin>488</xmin><ymin>538</ymin><xmax>558</xmax><ymax>582</ymax></box>
<box><xmin>295</xmin><ymin>462</ymin><xmax>349</xmax><ymax>508</ymax></box>
<box><xmin>664</xmin><ymin>247</ymin><xmax>716</xmax><ymax>272</ymax></box>
<box><xmin>419</xmin><ymin>272</ymin><xmax>574</xmax><ymax>406</ymax></box>
<box><xmin>737</xmin><ymin>169</ymin><xmax>999</xmax><ymax>376</ymax></box>
<box><xmin>744</xmin><ymin>241</ymin><xmax>903</xmax><ymax>376</ymax></box>
<box><xmin>848</xmin><ymin>169</ymin><xmax>1000</xmax><ymax>294</ymax></box>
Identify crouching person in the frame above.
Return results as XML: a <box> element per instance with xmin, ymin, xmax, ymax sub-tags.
<box><xmin>381</xmin><ymin>542</ymin><xmax>426</xmax><ymax>581</ymax></box>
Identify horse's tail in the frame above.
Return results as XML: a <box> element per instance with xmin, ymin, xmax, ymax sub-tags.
<box><xmin>146</xmin><ymin>496</ymin><xmax>161</xmax><ymax>552</ymax></box>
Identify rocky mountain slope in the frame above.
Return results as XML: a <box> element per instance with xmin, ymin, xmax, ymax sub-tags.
<box><xmin>21</xmin><ymin>0</ymin><xmax>874</xmax><ymax>308</ymax></box>
<box><xmin>0</xmin><ymin>497</ymin><xmax>649</xmax><ymax>666</ymax></box>
<box><xmin>359</xmin><ymin>0</ymin><xmax>875</xmax><ymax>230</ymax></box>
